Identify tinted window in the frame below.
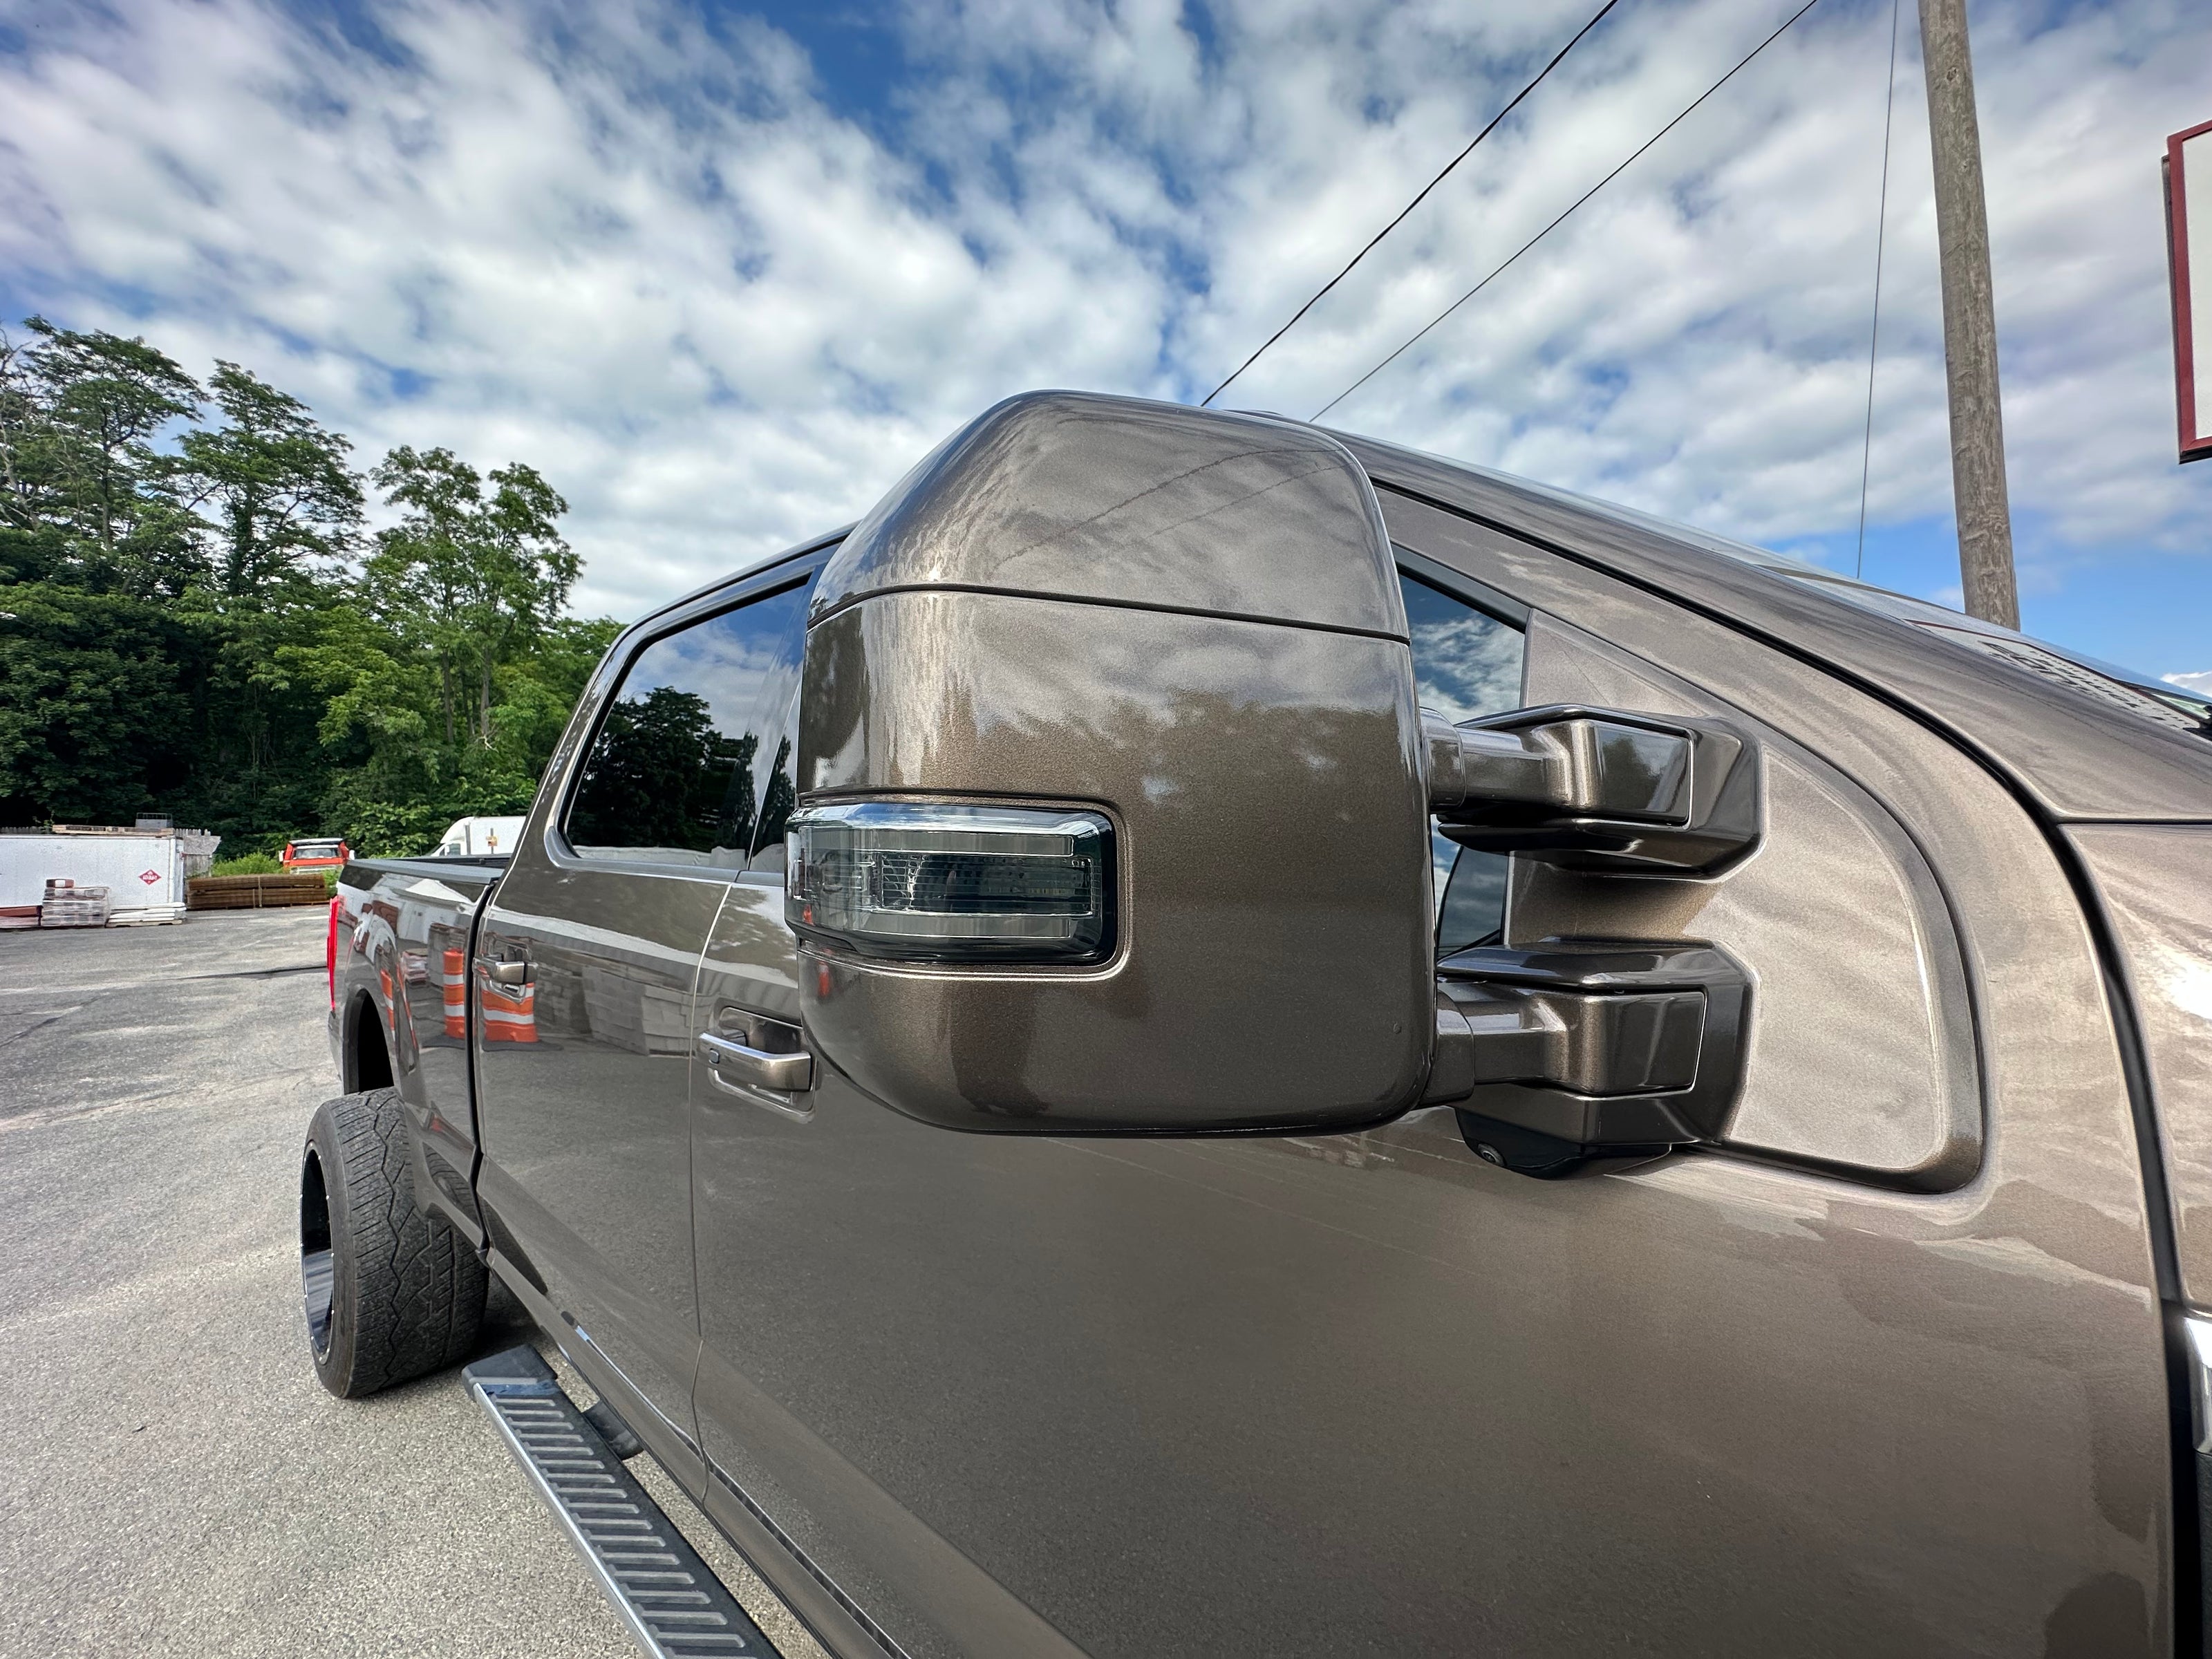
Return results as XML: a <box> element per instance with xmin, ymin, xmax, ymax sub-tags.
<box><xmin>744</xmin><ymin>621</ymin><xmax>808</xmax><ymax>874</ymax></box>
<box><xmin>1400</xmin><ymin>572</ymin><xmax>1526</xmax><ymax>957</ymax></box>
<box><xmin>565</xmin><ymin>579</ymin><xmax>814</xmax><ymax>865</ymax></box>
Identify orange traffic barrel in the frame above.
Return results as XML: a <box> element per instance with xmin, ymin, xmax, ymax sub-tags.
<box><xmin>442</xmin><ymin>949</ymin><xmax>467</xmax><ymax>1038</ymax></box>
<box><xmin>481</xmin><ymin>980</ymin><xmax>537</xmax><ymax>1044</ymax></box>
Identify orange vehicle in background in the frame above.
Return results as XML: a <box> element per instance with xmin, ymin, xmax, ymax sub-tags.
<box><xmin>280</xmin><ymin>836</ymin><xmax>348</xmax><ymax>871</ymax></box>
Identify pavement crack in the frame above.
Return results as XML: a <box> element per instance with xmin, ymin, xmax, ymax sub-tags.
<box><xmin>185</xmin><ymin>964</ymin><xmax>326</xmax><ymax>982</ymax></box>
<box><xmin>1</xmin><ymin>1008</ymin><xmax>81</xmax><ymax>1046</ymax></box>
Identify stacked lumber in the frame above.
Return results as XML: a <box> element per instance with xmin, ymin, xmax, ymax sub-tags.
<box><xmin>186</xmin><ymin>872</ymin><xmax>330</xmax><ymax>910</ymax></box>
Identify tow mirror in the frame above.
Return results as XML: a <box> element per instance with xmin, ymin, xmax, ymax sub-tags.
<box><xmin>791</xmin><ymin>391</ymin><xmax>1434</xmax><ymax>1134</ymax></box>
<box><xmin>788</xmin><ymin>389</ymin><xmax>1757</xmax><ymax>1160</ymax></box>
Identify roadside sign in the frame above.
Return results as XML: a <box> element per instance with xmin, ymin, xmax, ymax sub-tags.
<box><xmin>2167</xmin><ymin>120</ymin><xmax>2212</xmax><ymax>464</ymax></box>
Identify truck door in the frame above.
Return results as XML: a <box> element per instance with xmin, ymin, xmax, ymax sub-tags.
<box><xmin>687</xmin><ymin>514</ymin><xmax>2172</xmax><ymax>1659</ymax></box>
<box><xmin>474</xmin><ymin>560</ymin><xmax>814</xmax><ymax>1464</ymax></box>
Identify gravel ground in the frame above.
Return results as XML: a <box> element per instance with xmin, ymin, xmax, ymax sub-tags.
<box><xmin>0</xmin><ymin>907</ymin><xmax>823</xmax><ymax>1659</ymax></box>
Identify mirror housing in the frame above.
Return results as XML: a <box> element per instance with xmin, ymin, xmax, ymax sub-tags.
<box><xmin>792</xmin><ymin>391</ymin><xmax>1435</xmax><ymax>1134</ymax></box>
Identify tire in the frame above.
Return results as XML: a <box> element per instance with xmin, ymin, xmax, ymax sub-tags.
<box><xmin>300</xmin><ymin>1087</ymin><xmax>487</xmax><ymax>1398</ymax></box>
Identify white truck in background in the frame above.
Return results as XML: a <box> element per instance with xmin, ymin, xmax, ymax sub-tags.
<box><xmin>433</xmin><ymin>816</ymin><xmax>527</xmax><ymax>858</ymax></box>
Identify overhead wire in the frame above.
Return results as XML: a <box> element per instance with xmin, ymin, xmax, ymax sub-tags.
<box><xmin>1854</xmin><ymin>0</ymin><xmax>1902</xmax><ymax>580</ymax></box>
<box><xmin>1198</xmin><ymin>0</ymin><xmax>1623</xmax><ymax>409</ymax></box>
<box><xmin>1311</xmin><ymin>0</ymin><xmax>1830</xmax><ymax>422</ymax></box>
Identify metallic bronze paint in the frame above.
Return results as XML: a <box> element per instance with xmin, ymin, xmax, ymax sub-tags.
<box><xmin>797</xmin><ymin>588</ymin><xmax>1432</xmax><ymax>1132</ymax></box>
<box><xmin>793</xmin><ymin>393</ymin><xmax>1433</xmax><ymax>1134</ymax></box>
<box><xmin>318</xmin><ymin>404</ymin><xmax>2211</xmax><ymax>1658</ymax></box>
<box><xmin>814</xmin><ymin>391</ymin><xmax>1405</xmax><ymax>637</ymax></box>
<box><xmin>2070</xmin><ymin>825</ymin><xmax>2212</xmax><ymax>1309</ymax></box>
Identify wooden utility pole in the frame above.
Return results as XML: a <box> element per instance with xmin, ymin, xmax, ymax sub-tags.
<box><xmin>1918</xmin><ymin>0</ymin><xmax>2018</xmax><ymax>628</ymax></box>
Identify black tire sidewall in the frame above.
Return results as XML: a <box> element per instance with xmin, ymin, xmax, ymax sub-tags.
<box><xmin>301</xmin><ymin>1087</ymin><xmax>485</xmax><ymax>1398</ymax></box>
<box><xmin>305</xmin><ymin>1095</ymin><xmax>371</xmax><ymax>1396</ymax></box>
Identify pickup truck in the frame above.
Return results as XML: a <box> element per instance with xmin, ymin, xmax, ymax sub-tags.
<box><xmin>310</xmin><ymin>391</ymin><xmax>2212</xmax><ymax>1659</ymax></box>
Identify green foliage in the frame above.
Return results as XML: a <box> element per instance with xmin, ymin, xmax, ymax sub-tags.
<box><xmin>333</xmin><ymin>800</ymin><xmax>453</xmax><ymax>859</ymax></box>
<box><xmin>209</xmin><ymin>852</ymin><xmax>284</xmax><ymax>875</ymax></box>
<box><xmin>0</xmin><ymin>319</ymin><xmax>621</xmax><ymax>849</ymax></box>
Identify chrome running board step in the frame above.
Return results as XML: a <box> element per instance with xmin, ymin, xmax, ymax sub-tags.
<box><xmin>464</xmin><ymin>1345</ymin><xmax>782</xmax><ymax>1658</ymax></box>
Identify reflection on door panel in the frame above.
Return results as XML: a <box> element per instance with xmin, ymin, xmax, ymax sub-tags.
<box><xmin>474</xmin><ymin>570</ymin><xmax>816</xmax><ymax>1450</ymax></box>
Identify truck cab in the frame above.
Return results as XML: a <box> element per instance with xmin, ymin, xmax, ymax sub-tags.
<box><xmin>313</xmin><ymin>391</ymin><xmax>2212</xmax><ymax>1659</ymax></box>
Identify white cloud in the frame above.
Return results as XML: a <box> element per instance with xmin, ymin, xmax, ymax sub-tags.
<box><xmin>0</xmin><ymin>0</ymin><xmax>2205</xmax><ymax>626</ymax></box>
<box><xmin>2168</xmin><ymin>671</ymin><xmax>2212</xmax><ymax>696</ymax></box>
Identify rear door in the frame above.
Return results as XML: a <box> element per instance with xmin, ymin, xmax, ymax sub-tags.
<box><xmin>687</xmin><ymin>511</ymin><xmax>2171</xmax><ymax>1658</ymax></box>
<box><xmin>474</xmin><ymin>561</ymin><xmax>814</xmax><ymax>1462</ymax></box>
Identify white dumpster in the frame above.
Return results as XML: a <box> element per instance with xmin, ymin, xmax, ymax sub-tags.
<box><xmin>0</xmin><ymin>827</ymin><xmax>196</xmax><ymax>925</ymax></box>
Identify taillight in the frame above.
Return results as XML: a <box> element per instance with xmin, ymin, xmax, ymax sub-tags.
<box><xmin>326</xmin><ymin>894</ymin><xmax>342</xmax><ymax>1009</ymax></box>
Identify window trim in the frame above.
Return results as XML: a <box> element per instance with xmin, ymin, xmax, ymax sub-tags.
<box><xmin>1394</xmin><ymin>543</ymin><xmax>1531</xmax><ymax>628</ymax></box>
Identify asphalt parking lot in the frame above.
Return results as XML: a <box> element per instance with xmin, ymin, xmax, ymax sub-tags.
<box><xmin>0</xmin><ymin>907</ymin><xmax>821</xmax><ymax>1659</ymax></box>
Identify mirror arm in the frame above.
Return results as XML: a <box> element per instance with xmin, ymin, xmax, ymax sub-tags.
<box><xmin>1425</xmin><ymin>704</ymin><xmax>1761</xmax><ymax>876</ymax></box>
<box><xmin>1423</xmin><ymin>941</ymin><xmax>1752</xmax><ymax>1178</ymax></box>
<box><xmin>1424</xmin><ymin>714</ymin><xmax>1569</xmax><ymax>813</ymax></box>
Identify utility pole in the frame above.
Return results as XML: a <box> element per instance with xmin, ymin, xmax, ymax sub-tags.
<box><xmin>1918</xmin><ymin>0</ymin><xmax>2018</xmax><ymax>628</ymax></box>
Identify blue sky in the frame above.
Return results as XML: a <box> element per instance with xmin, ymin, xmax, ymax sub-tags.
<box><xmin>1</xmin><ymin>0</ymin><xmax>2206</xmax><ymax>682</ymax></box>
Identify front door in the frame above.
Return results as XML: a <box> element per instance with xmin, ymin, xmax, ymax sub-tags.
<box><xmin>686</xmin><ymin>530</ymin><xmax>2170</xmax><ymax>1658</ymax></box>
<box><xmin>475</xmin><ymin>562</ymin><xmax>814</xmax><ymax>1457</ymax></box>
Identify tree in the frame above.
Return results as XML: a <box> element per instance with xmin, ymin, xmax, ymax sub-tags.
<box><xmin>0</xmin><ymin>583</ymin><xmax>198</xmax><ymax>825</ymax></box>
<box><xmin>0</xmin><ymin>314</ymin><xmax>617</xmax><ymax>853</ymax></box>
<box><xmin>368</xmin><ymin>447</ymin><xmax>577</xmax><ymax>750</ymax></box>
<box><xmin>178</xmin><ymin>362</ymin><xmax>362</xmax><ymax>599</ymax></box>
<box><xmin>3</xmin><ymin>320</ymin><xmax>204</xmax><ymax>594</ymax></box>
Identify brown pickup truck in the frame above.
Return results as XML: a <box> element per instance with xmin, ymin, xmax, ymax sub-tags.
<box><xmin>310</xmin><ymin>391</ymin><xmax>2212</xmax><ymax>1659</ymax></box>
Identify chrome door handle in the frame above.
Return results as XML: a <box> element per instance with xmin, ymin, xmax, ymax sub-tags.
<box><xmin>697</xmin><ymin>1031</ymin><xmax>814</xmax><ymax>1095</ymax></box>
<box><xmin>487</xmin><ymin>959</ymin><xmax>529</xmax><ymax>986</ymax></box>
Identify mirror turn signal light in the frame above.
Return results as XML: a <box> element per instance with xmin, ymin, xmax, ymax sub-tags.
<box><xmin>786</xmin><ymin>800</ymin><xmax>1114</xmax><ymax>966</ymax></box>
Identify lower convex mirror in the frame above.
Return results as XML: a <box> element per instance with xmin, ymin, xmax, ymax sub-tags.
<box><xmin>787</xmin><ymin>391</ymin><xmax>1437</xmax><ymax>1134</ymax></box>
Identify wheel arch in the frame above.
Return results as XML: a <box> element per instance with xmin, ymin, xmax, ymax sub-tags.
<box><xmin>346</xmin><ymin>989</ymin><xmax>395</xmax><ymax>1094</ymax></box>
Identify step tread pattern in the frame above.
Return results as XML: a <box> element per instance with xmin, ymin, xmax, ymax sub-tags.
<box><xmin>465</xmin><ymin>1346</ymin><xmax>782</xmax><ymax>1659</ymax></box>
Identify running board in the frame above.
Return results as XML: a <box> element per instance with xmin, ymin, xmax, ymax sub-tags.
<box><xmin>464</xmin><ymin>1345</ymin><xmax>782</xmax><ymax>1658</ymax></box>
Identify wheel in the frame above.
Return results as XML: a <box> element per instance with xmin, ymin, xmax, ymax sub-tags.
<box><xmin>300</xmin><ymin>1087</ymin><xmax>487</xmax><ymax>1398</ymax></box>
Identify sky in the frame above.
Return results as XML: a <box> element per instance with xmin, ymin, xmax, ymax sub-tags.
<box><xmin>1</xmin><ymin>0</ymin><xmax>2207</xmax><ymax>682</ymax></box>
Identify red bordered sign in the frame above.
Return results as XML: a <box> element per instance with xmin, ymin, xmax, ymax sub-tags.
<box><xmin>2168</xmin><ymin>119</ymin><xmax>2212</xmax><ymax>465</ymax></box>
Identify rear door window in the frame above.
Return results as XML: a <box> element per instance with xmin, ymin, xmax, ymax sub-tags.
<box><xmin>563</xmin><ymin>579</ymin><xmax>814</xmax><ymax>866</ymax></box>
<box><xmin>1400</xmin><ymin>570</ymin><xmax>1527</xmax><ymax>956</ymax></box>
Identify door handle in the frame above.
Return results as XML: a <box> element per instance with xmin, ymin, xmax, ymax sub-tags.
<box><xmin>697</xmin><ymin>1031</ymin><xmax>814</xmax><ymax>1096</ymax></box>
<box><xmin>486</xmin><ymin>959</ymin><xmax>529</xmax><ymax>986</ymax></box>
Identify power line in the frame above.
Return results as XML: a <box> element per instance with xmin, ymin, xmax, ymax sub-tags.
<box><xmin>1854</xmin><ymin>0</ymin><xmax>1902</xmax><ymax>581</ymax></box>
<box><xmin>1199</xmin><ymin>0</ymin><xmax>1622</xmax><ymax>409</ymax></box>
<box><xmin>1312</xmin><ymin>0</ymin><xmax>1829</xmax><ymax>422</ymax></box>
